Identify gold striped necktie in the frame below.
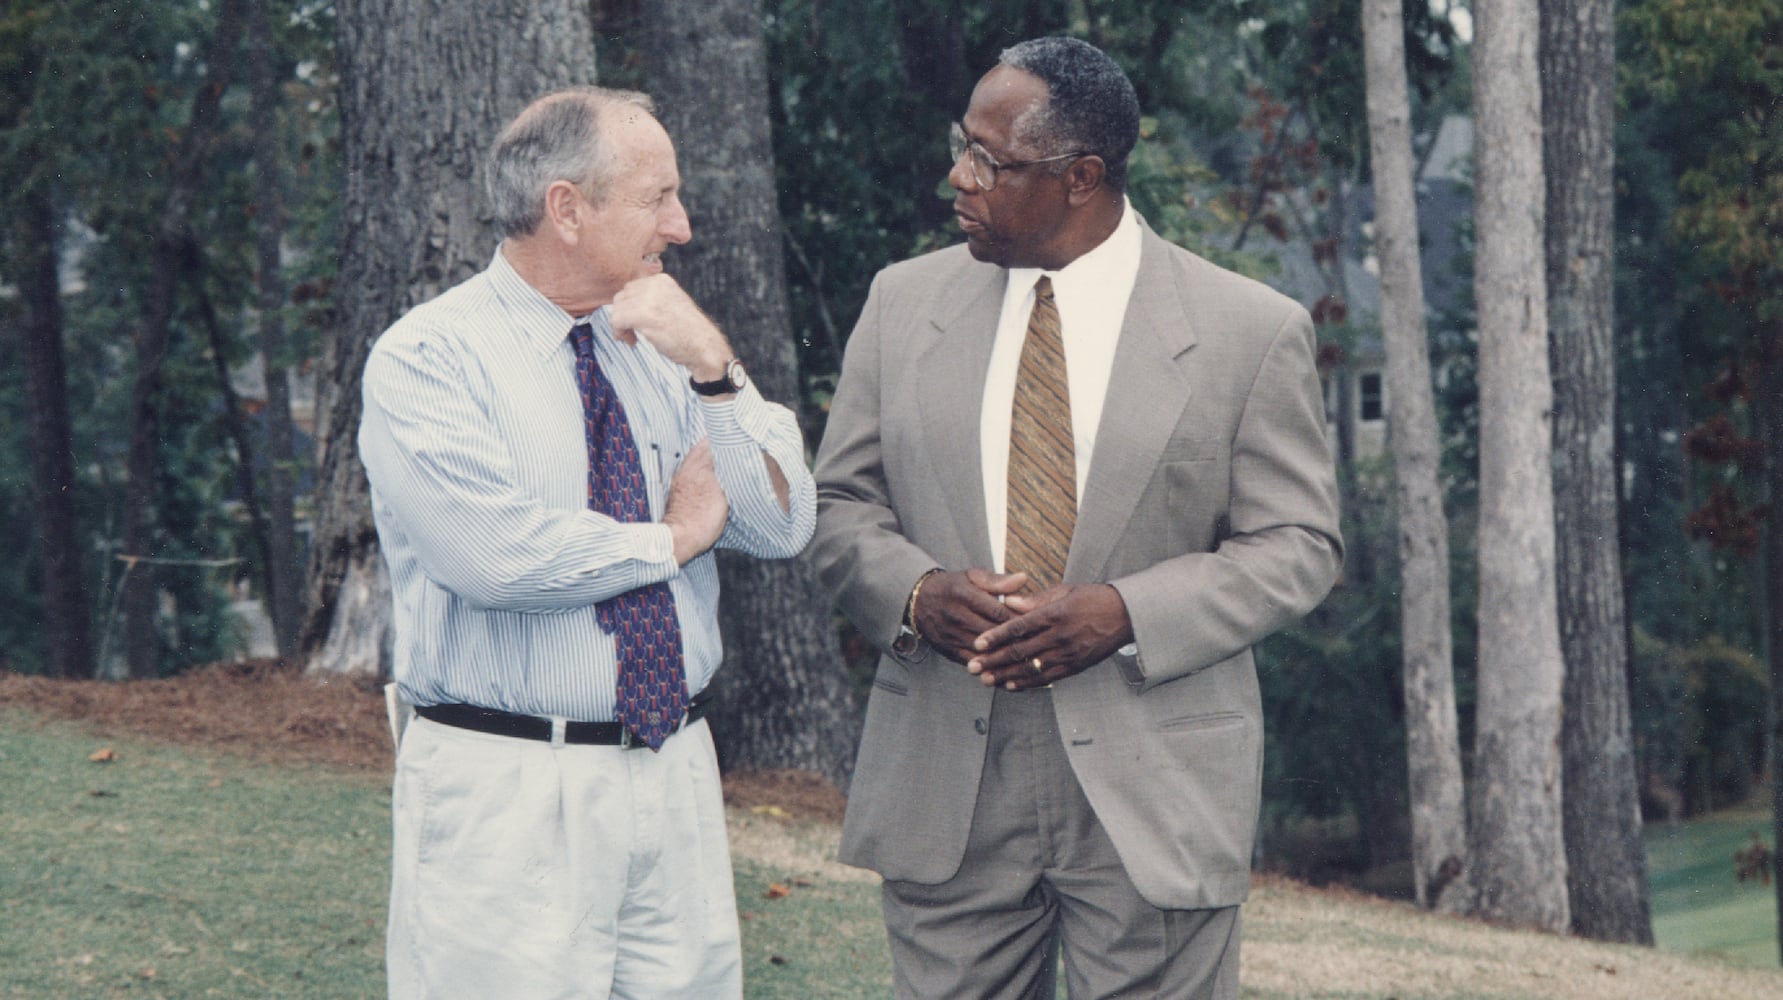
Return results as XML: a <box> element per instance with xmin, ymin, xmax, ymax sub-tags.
<box><xmin>1005</xmin><ymin>275</ymin><xmax>1075</xmax><ymax>592</ymax></box>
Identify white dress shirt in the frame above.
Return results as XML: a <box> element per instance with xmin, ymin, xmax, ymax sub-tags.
<box><xmin>359</xmin><ymin>247</ymin><xmax>816</xmax><ymax>720</ymax></box>
<box><xmin>980</xmin><ymin>201</ymin><xmax>1143</xmax><ymax>572</ymax></box>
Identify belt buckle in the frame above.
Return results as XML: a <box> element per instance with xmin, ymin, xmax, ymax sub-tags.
<box><xmin>618</xmin><ymin>726</ymin><xmax>633</xmax><ymax>750</ymax></box>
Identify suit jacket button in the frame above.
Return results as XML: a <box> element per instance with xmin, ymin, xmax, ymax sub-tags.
<box><xmin>973</xmin><ymin>717</ymin><xmax>988</xmax><ymax>735</ymax></box>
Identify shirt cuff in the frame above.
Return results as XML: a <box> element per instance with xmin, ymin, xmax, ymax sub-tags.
<box><xmin>700</xmin><ymin>382</ymin><xmax>777</xmax><ymax>449</ymax></box>
<box><xmin>1113</xmin><ymin>641</ymin><xmax>1144</xmax><ymax>686</ymax></box>
<box><xmin>631</xmin><ymin>522</ymin><xmax>679</xmax><ymax>582</ymax></box>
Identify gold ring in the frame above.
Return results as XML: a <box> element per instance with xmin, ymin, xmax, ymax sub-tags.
<box><xmin>1029</xmin><ymin>657</ymin><xmax>1045</xmax><ymax>675</ymax></box>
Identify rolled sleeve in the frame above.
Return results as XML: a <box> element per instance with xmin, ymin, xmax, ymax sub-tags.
<box><xmin>699</xmin><ymin>382</ymin><xmax>816</xmax><ymax>559</ymax></box>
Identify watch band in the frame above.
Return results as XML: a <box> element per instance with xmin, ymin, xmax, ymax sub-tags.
<box><xmin>690</xmin><ymin>358</ymin><xmax>746</xmax><ymax>396</ymax></box>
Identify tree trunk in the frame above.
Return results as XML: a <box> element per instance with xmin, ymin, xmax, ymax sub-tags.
<box><xmin>189</xmin><ymin>239</ymin><xmax>280</xmax><ymax>643</ymax></box>
<box><xmin>1761</xmin><ymin>326</ymin><xmax>1783</xmax><ymax>965</ymax></box>
<box><xmin>121</xmin><ymin>0</ymin><xmax>249</xmax><ymax>678</ymax></box>
<box><xmin>1469</xmin><ymin>0</ymin><xmax>1570</xmax><ymax>933</ymax></box>
<box><xmin>641</xmin><ymin>0</ymin><xmax>861</xmax><ymax>789</ymax></box>
<box><xmin>305</xmin><ymin>0</ymin><xmax>598</xmax><ymax>677</ymax></box>
<box><xmin>17</xmin><ymin>186</ymin><xmax>94</xmax><ymax>679</ymax></box>
<box><xmin>248</xmin><ymin>0</ymin><xmax>304</xmax><ymax>658</ymax></box>
<box><xmin>1361</xmin><ymin>0</ymin><xmax>1468</xmax><ymax>913</ymax></box>
<box><xmin>1542</xmin><ymin>0</ymin><xmax>1653</xmax><ymax>945</ymax></box>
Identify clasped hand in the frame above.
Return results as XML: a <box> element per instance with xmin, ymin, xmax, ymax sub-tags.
<box><xmin>911</xmin><ymin>569</ymin><xmax>1134</xmax><ymax>690</ymax></box>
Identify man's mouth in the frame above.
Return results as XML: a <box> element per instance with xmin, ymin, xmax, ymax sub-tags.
<box><xmin>643</xmin><ymin>252</ymin><xmax>662</xmax><ymax>265</ymax></box>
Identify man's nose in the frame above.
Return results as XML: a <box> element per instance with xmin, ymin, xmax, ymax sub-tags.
<box><xmin>664</xmin><ymin>194</ymin><xmax>692</xmax><ymax>244</ymax></box>
<box><xmin>947</xmin><ymin>154</ymin><xmax>978</xmax><ymax>194</ymax></box>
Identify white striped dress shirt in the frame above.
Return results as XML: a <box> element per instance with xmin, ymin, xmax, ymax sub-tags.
<box><xmin>359</xmin><ymin>248</ymin><xmax>816</xmax><ymax>720</ymax></box>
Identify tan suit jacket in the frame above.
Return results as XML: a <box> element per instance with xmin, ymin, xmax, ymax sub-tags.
<box><xmin>810</xmin><ymin>224</ymin><xmax>1343</xmax><ymax>910</ymax></box>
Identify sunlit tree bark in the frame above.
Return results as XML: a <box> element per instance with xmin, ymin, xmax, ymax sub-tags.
<box><xmin>305</xmin><ymin>0</ymin><xmax>598</xmax><ymax>675</ymax></box>
<box><xmin>1361</xmin><ymin>0</ymin><xmax>1468</xmax><ymax>913</ymax></box>
<box><xmin>1468</xmin><ymin>0</ymin><xmax>1570</xmax><ymax>933</ymax></box>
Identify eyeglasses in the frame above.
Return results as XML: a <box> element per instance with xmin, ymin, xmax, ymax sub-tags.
<box><xmin>948</xmin><ymin>122</ymin><xmax>1086</xmax><ymax>192</ymax></box>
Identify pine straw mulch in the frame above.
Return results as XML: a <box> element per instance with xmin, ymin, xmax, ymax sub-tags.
<box><xmin>0</xmin><ymin>658</ymin><xmax>846</xmax><ymax>823</ymax></box>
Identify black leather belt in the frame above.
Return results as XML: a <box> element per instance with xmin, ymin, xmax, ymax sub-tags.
<box><xmin>415</xmin><ymin>693</ymin><xmax>711</xmax><ymax>748</ymax></box>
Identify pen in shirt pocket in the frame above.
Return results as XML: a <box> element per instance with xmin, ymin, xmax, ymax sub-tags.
<box><xmin>649</xmin><ymin>442</ymin><xmax>682</xmax><ymax>489</ymax></box>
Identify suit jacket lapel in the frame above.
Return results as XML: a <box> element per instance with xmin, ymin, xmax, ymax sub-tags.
<box><xmin>1068</xmin><ymin>230</ymin><xmax>1199</xmax><ymax>582</ymax></box>
<box><xmin>915</xmin><ymin>259</ymin><xmax>1003</xmax><ymax>569</ymax></box>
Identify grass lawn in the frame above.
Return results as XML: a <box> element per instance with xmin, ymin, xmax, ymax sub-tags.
<box><xmin>0</xmin><ymin>711</ymin><xmax>900</xmax><ymax>999</ymax></box>
<box><xmin>1647</xmin><ymin>804</ymin><xmax>1780</xmax><ymax>969</ymax></box>
<box><xmin>7</xmin><ymin>706</ymin><xmax>1783</xmax><ymax>999</ymax></box>
<box><xmin>1</xmin><ymin>713</ymin><xmax>390</xmax><ymax>998</ymax></box>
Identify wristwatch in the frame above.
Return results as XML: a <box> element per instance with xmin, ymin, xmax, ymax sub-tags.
<box><xmin>690</xmin><ymin>358</ymin><xmax>747</xmax><ymax>396</ymax></box>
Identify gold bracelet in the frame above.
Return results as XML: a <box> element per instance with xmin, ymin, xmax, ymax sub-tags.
<box><xmin>904</xmin><ymin>568</ymin><xmax>944</xmax><ymax>643</ymax></box>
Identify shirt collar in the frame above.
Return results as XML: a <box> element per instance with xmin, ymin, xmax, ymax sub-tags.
<box><xmin>1006</xmin><ymin>198</ymin><xmax>1141</xmax><ymax>300</ymax></box>
<box><xmin>485</xmin><ymin>246</ymin><xmax>612</xmax><ymax>360</ymax></box>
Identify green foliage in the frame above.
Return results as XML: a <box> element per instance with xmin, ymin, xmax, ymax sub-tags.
<box><xmin>1633</xmin><ymin>630</ymin><xmax>1771</xmax><ymax>817</ymax></box>
<box><xmin>1257</xmin><ymin>456</ymin><xmax>1411</xmax><ymax>880</ymax></box>
<box><xmin>1126</xmin><ymin>115</ymin><xmax>1275</xmax><ymax>280</ymax></box>
<box><xmin>0</xmin><ymin>0</ymin><xmax>334</xmax><ymax>674</ymax></box>
<box><xmin>762</xmin><ymin>0</ymin><xmax>976</xmax><ymax>399</ymax></box>
<box><xmin>1617</xmin><ymin>0</ymin><xmax>1778</xmax><ymax>779</ymax></box>
<box><xmin>1626</xmin><ymin>0</ymin><xmax>1783</xmax><ymax>318</ymax></box>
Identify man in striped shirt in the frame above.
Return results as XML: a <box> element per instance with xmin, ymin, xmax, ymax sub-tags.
<box><xmin>359</xmin><ymin>87</ymin><xmax>815</xmax><ymax>999</ymax></box>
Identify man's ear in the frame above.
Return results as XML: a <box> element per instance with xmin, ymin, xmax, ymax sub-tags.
<box><xmin>1064</xmin><ymin>156</ymin><xmax>1107</xmax><ymax>207</ymax></box>
<box><xmin>542</xmin><ymin>180</ymin><xmax>585</xmax><ymax>242</ymax></box>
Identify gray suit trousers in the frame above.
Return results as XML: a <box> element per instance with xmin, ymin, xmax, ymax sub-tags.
<box><xmin>879</xmin><ymin>687</ymin><xmax>1241</xmax><ymax>1000</ymax></box>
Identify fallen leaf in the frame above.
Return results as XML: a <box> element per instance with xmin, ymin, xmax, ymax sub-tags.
<box><xmin>792</xmin><ymin>877</ymin><xmax>814</xmax><ymax>887</ymax></box>
<box><xmin>89</xmin><ymin>748</ymin><xmax>117</xmax><ymax>763</ymax></box>
<box><xmin>765</xmin><ymin>883</ymin><xmax>791</xmax><ymax>899</ymax></box>
<box><xmin>769</xmin><ymin>955</ymin><xmax>787</xmax><ymax>966</ymax></box>
<box><xmin>88</xmin><ymin>790</ymin><xmax>116</xmax><ymax>798</ymax></box>
<box><xmin>750</xmin><ymin>804</ymin><xmax>790</xmax><ymax>819</ymax></box>
<box><xmin>135</xmin><ymin>966</ymin><xmax>157</xmax><ymax>980</ymax></box>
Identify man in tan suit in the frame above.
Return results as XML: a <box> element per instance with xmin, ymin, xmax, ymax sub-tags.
<box><xmin>811</xmin><ymin>37</ymin><xmax>1343</xmax><ymax>999</ymax></box>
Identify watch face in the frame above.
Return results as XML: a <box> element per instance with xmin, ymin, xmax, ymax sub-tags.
<box><xmin>726</xmin><ymin>359</ymin><xmax>747</xmax><ymax>390</ymax></box>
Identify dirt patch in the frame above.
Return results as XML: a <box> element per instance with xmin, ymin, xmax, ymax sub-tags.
<box><xmin>0</xmin><ymin>658</ymin><xmax>392</xmax><ymax>773</ymax></box>
<box><xmin>721</xmin><ymin>767</ymin><xmax>848</xmax><ymax>826</ymax></box>
<box><xmin>0</xmin><ymin>661</ymin><xmax>846</xmax><ymax>820</ymax></box>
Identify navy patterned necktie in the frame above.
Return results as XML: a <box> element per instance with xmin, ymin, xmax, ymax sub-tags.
<box><xmin>571</xmin><ymin>322</ymin><xmax>688</xmax><ymax>750</ymax></box>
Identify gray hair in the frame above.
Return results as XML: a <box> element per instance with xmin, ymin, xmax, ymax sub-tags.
<box><xmin>486</xmin><ymin>86</ymin><xmax>657</xmax><ymax>238</ymax></box>
<box><xmin>999</xmin><ymin>37</ymin><xmax>1140</xmax><ymax>193</ymax></box>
